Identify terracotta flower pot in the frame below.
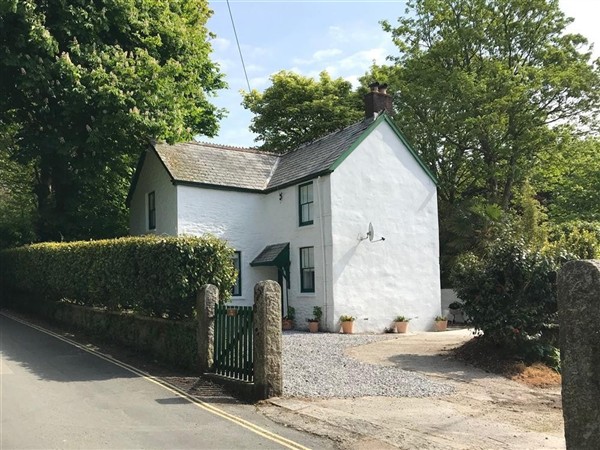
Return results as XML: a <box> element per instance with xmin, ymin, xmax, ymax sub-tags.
<box><xmin>282</xmin><ymin>319</ymin><xmax>294</xmax><ymax>330</ymax></box>
<box><xmin>308</xmin><ymin>321</ymin><xmax>319</xmax><ymax>333</ymax></box>
<box><xmin>341</xmin><ymin>321</ymin><xmax>354</xmax><ymax>334</ymax></box>
<box><xmin>395</xmin><ymin>321</ymin><xmax>409</xmax><ymax>333</ymax></box>
<box><xmin>434</xmin><ymin>320</ymin><xmax>448</xmax><ymax>332</ymax></box>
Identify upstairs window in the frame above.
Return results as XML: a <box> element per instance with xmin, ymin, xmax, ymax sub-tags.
<box><xmin>300</xmin><ymin>246</ymin><xmax>315</xmax><ymax>293</ymax></box>
<box><xmin>299</xmin><ymin>182</ymin><xmax>314</xmax><ymax>226</ymax></box>
<box><xmin>232</xmin><ymin>251</ymin><xmax>242</xmax><ymax>296</ymax></box>
<box><xmin>148</xmin><ymin>191</ymin><xmax>156</xmax><ymax>230</ymax></box>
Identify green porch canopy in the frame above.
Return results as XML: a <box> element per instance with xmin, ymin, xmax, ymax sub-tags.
<box><xmin>250</xmin><ymin>243</ymin><xmax>290</xmax><ymax>286</ymax></box>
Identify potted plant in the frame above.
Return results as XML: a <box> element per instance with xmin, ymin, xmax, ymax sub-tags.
<box><xmin>340</xmin><ymin>315</ymin><xmax>355</xmax><ymax>334</ymax></box>
<box><xmin>434</xmin><ymin>315</ymin><xmax>448</xmax><ymax>331</ymax></box>
<box><xmin>282</xmin><ymin>306</ymin><xmax>295</xmax><ymax>330</ymax></box>
<box><xmin>307</xmin><ymin>306</ymin><xmax>322</xmax><ymax>333</ymax></box>
<box><xmin>394</xmin><ymin>315</ymin><xmax>411</xmax><ymax>333</ymax></box>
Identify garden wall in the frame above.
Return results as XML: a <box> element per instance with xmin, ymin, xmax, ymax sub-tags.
<box><xmin>2</xmin><ymin>289</ymin><xmax>197</xmax><ymax>370</ymax></box>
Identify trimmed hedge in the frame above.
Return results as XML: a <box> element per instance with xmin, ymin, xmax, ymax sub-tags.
<box><xmin>0</xmin><ymin>235</ymin><xmax>236</xmax><ymax>319</ymax></box>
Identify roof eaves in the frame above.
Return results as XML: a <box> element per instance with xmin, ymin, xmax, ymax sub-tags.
<box><xmin>174</xmin><ymin>180</ymin><xmax>265</xmax><ymax>194</ymax></box>
<box><xmin>264</xmin><ymin>169</ymin><xmax>332</xmax><ymax>193</ymax></box>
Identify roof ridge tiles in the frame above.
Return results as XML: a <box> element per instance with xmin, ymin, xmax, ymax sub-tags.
<box><xmin>284</xmin><ymin>116</ymin><xmax>374</xmax><ymax>154</ymax></box>
<box><xmin>191</xmin><ymin>141</ymin><xmax>275</xmax><ymax>155</ymax></box>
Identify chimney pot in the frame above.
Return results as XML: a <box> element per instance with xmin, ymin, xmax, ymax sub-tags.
<box><xmin>364</xmin><ymin>81</ymin><xmax>393</xmax><ymax>118</ymax></box>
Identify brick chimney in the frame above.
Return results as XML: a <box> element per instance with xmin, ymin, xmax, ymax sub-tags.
<box><xmin>364</xmin><ymin>81</ymin><xmax>393</xmax><ymax>118</ymax></box>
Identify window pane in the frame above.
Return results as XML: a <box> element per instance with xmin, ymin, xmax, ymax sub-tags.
<box><xmin>299</xmin><ymin>182</ymin><xmax>314</xmax><ymax>226</ymax></box>
<box><xmin>232</xmin><ymin>251</ymin><xmax>241</xmax><ymax>296</ymax></box>
<box><xmin>302</xmin><ymin>269</ymin><xmax>315</xmax><ymax>292</ymax></box>
<box><xmin>306</xmin><ymin>183</ymin><xmax>313</xmax><ymax>202</ymax></box>
<box><xmin>300</xmin><ymin>247</ymin><xmax>315</xmax><ymax>292</ymax></box>
<box><xmin>301</xmin><ymin>204</ymin><xmax>309</xmax><ymax>223</ymax></box>
<box><xmin>148</xmin><ymin>191</ymin><xmax>156</xmax><ymax>230</ymax></box>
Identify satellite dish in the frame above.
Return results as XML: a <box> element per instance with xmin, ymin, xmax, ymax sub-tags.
<box><xmin>358</xmin><ymin>222</ymin><xmax>385</xmax><ymax>242</ymax></box>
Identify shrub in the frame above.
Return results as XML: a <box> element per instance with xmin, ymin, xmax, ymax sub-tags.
<box><xmin>451</xmin><ymin>238</ymin><xmax>559</xmax><ymax>366</ymax></box>
<box><xmin>0</xmin><ymin>235</ymin><xmax>236</xmax><ymax>319</ymax></box>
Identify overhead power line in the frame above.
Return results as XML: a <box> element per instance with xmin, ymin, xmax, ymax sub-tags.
<box><xmin>226</xmin><ymin>0</ymin><xmax>252</xmax><ymax>92</ymax></box>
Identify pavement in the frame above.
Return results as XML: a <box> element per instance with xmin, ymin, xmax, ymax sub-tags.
<box><xmin>258</xmin><ymin>329</ymin><xmax>566</xmax><ymax>450</ymax></box>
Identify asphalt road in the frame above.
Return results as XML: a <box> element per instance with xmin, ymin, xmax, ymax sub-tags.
<box><xmin>0</xmin><ymin>313</ymin><xmax>326</xmax><ymax>450</ymax></box>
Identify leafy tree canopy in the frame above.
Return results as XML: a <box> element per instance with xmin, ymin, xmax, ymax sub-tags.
<box><xmin>241</xmin><ymin>70</ymin><xmax>363</xmax><ymax>153</ymax></box>
<box><xmin>378</xmin><ymin>0</ymin><xmax>600</xmax><ymax>210</ymax></box>
<box><xmin>533</xmin><ymin>133</ymin><xmax>600</xmax><ymax>223</ymax></box>
<box><xmin>0</xmin><ymin>0</ymin><xmax>225</xmax><ymax>241</ymax></box>
<box><xmin>0</xmin><ymin>125</ymin><xmax>36</xmax><ymax>249</ymax></box>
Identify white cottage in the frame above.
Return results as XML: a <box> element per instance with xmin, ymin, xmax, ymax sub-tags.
<box><xmin>127</xmin><ymin>85</ymin><xmax>442</xmax><ymax>332</ymax></box>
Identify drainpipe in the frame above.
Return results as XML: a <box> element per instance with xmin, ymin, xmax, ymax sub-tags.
<box><xmin>315</xmin><ymin>176</ymin><xmax>329</xmax><ymax>329</ymax></box>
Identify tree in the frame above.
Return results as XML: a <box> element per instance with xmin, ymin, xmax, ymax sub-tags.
<box><xmin>0</xmin><ymin>0</ymin><xmax>225</xmax><ymax>241</ymax></box>
<box><xmin>242</xmin><ymin>71</ymin><xmax>363</xmax><ymax>153</ymax></box>
<box><xmin>0</xmin><ymin>125</ymin><xmax>36</xmax><ymax>249</ymax></box>
<box><xmin>533</xmin><ymin>133</ymin><xmax>600</xmax><ymax>223</ymax></box>
<box><xmin>368</xmin><ymin>0</ymin><xmax>600</xmax><ymax>281</ymax></box>
<box><xmin>380</xmin><ymin>0</ymin><xmax>599</xmax><ymax>210</ymax></box>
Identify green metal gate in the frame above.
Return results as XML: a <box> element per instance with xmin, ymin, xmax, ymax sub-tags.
<box><xmin>214</xmin><ymin>304</ymin><xmax>254</xmax><ymax>382</ymax></box>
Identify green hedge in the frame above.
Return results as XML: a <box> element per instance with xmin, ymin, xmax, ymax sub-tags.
<box><xmin>0</xmin><ymin>235</ymin><xmax>236</xmax><ymax>319</ymax></box>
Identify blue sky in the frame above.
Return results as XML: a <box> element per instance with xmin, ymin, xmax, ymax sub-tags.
<box><xmin>204</xmin><ymin>0</ymin><xmax>600</xmax><ymax>148</ymax></box>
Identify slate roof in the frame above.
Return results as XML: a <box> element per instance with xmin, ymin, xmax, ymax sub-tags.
<box><xmin>128</xmin><ymin>113</ymin><xmax>435</xmax><ymax>203</ymax></box>
<box><xmin>153</xmin><ymin>142</ymin><xmax>279</xmax><ymax>191</ymax></box>
<box><xmin>266</xmin><ymin>118</ymin><xmax>375</xmax><ymax>189</ymax></box>
<box><xmin>148</xmin><ymin>116</ymin><xmax>376</xmax><ymax>193</ymax></box>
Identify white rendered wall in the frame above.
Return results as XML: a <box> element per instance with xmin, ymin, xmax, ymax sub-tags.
<box><xmin>329</xmin><ymin>121</ymin><xmax>441</xmax><ymax>332</ymax></box>
<box><xmin>260</xmin><ymin>177</ymin><xmax>332</xmax><ymax>330</ymax></box>
<box><xmin>129</xmin><ymin>150</ymin><xmax>178</xmax><ymax>236</ymax></box>
<box><xmin>177</xmin><ymin>186</ymin><xmax>269</xmax><ymax>304</ymax></box>
<box><xmin>176</xmin><ymin>180</ymin><xmax>330</xmax><ymax>328</ymax></box>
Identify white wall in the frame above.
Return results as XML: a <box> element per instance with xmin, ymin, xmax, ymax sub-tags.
<box><xmin>260</xmin><ymin>177</ymin><xmax>332</xmax><ymax>330</ymax></box>
<box><xmin>129</xmin><ymin>150</ymin><xmax>178</xmax><ymax>236</ymax></box>
<box><xmin>177</xmin><ymin>186</ymin><xmax>268</xmax><ymax>304</ymax></box>
<box><xmin>177</xmin><ymin>180</ymin><xmax>330</xmax><ymax>330</ymax></box>
<box><xmin>129</xmin><ymin>122</ymin><xmax>440</xmax><ymax>333</ymax></box>
<box><xmin>329</xmin><ymin>120</ymin><xmax>441</xmax><ymax>332</ymax></box>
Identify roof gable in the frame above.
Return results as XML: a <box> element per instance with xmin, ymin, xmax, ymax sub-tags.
<box><xmin>330</xmin><ymin>114</ymin><xmax>438</xmax><ymax>185</ymax></box>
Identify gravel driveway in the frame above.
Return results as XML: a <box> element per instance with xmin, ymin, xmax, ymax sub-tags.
<box><xmin>282</xmin><ymin>332</ymin><xmax>454</xmax><ymax>398</ymax></box>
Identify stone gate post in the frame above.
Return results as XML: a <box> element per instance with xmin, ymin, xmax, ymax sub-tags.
<box><xmin>197</xmin><ymin>284</ymin><xmax>218</xmax><ymax>373</ymax></box>
<box><xmin>558</xmin><ymin>260</ymin><xmax>600</xmax><ymax>449</ymax></box>
<box><xmin>253</xmin><ymin>280</ymin><xmax>283</xmax><ymax>399</ymax></box>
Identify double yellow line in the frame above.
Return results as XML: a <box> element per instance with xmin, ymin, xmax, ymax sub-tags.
<box><xmin>1</xmin><ymin>311</ymin><xmax>310</xmax><ymax>450</ymax></box>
